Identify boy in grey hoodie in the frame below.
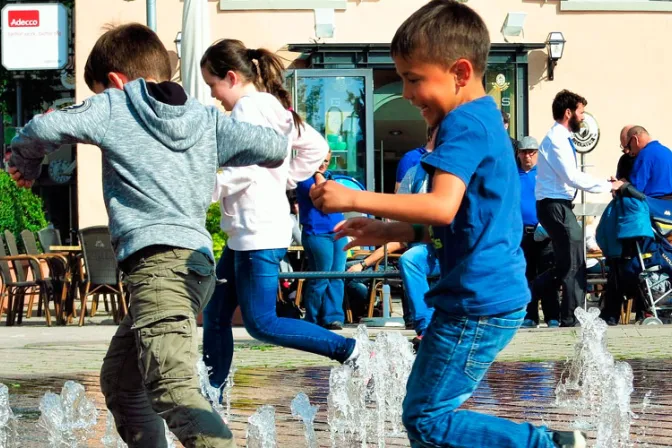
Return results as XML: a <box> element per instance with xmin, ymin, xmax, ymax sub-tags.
<box><xmin>8</xmin><ymin>24</ymin><xmax>287</xmax><ymax>448</ymax></box>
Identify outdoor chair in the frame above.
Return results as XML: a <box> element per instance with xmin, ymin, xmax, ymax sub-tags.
<box><xmin>21</xmin><ymin>230</ymin><xmax>69</xmax><ymax>321</ymax></box>
<box><xmin>38</xmin><ymin>228</ymin><xmax>62</xmax><ymax>253</ymax></box>
<box><xmin>77</xmin><ymin>226</ymin><xmax>127</xmax><ymax>326</ymax></box>
<box><xmin>0</xmin><ymin>233</ymin><xmax>53</xmax><ymax>326</ymax></box>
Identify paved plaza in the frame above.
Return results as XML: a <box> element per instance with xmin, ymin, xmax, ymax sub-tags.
<box><xmin>1</xmin><ymin>319</ymin><xmax>671</xmax><ymax>446</ymax></box>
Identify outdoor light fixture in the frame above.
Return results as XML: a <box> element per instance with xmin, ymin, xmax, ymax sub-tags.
<box><xmin>546</xmin><ymin>31</ymin><xmax>566</xmax><ymax>81</ymax></box>
<box><xmin>174</xmin><ymin>31</ymin><xmax>182</xmax><ymax>59</ymax></box>
<box><xmin>501</xmin><ymin>12</ymin><xmax>527</xmax><ymax>40</ymax></box>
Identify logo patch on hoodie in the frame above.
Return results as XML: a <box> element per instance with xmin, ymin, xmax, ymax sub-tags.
<box><xmin>60</xmin><ymin>100</ymin><xmax>92</xmax><ymax>114</ymax></box>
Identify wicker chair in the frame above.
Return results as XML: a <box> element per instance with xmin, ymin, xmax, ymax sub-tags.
<box><xmin>77</xmin><ymin>226</ymin><xmax>128</xmax><ymax>326</ymax></box>
<box><xmin>0</xmin><ymin>233</ymin><xmax>52</xmax><ymax>326</ymax></box>
<box><xmin>38</xmin><ymin>228</ymin><xmax>62</xmax><ymax>253</ymax></box>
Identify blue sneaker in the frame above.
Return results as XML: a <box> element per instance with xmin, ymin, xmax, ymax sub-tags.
<box><xmin>521</xmin><ymin>319</ymin><xmax>537</xmax><ymax>328</ymax></box>
<box><xmin>547</xmin><ymin>320</ymin><xmax>560</xmax><ymax>328</ymax></box>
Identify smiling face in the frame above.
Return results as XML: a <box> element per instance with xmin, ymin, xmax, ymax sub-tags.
<box><xmin>201</xmin><ymin>67</ymin><xmax>239</xmax><ymax>111</ymax></box>
<box><xmin>393</xmin><ymin>56</ymin><xmax>459</xmax><ymax>128</ymax></box>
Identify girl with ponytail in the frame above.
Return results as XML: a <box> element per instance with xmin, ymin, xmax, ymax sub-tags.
<box><xmin>200</xmin><ymin>39</ymin><xmax>360</xmax><ymax>392</ymax></box>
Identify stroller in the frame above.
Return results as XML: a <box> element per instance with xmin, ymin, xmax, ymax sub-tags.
<box><xmin>597</xmin><ymin>186</ymin><xmax>672</xmax><ymax>325</ymax></box>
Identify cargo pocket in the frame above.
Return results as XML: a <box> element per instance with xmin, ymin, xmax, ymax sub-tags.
<box><xmin>136</xmin><ymin>317</ymin><xmax>197</xmax><ymax>401</ymax></box>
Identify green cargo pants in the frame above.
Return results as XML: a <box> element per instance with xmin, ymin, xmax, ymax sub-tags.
<box><xmin>100</xmin><ymin>246</ymin><xmax>235</xmax><ymax>448</ymax></box>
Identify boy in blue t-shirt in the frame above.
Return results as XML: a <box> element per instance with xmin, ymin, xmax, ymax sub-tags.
<box><xmin>310</xmin><ymin>1</ymin><xmax>585</xmax><ymax>447</ymax></box>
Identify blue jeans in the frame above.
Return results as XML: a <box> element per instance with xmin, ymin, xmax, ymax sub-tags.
<box><xmin>202</xmin><ymin>247</ymin><xmax>355</xmax><ymax>389</ymax></box>
<box><xmin>402</xmin><ymin>308</ymin><xmax>556</xmax><ymax>448</ymax></box>
<box><xmin>398</xmin><ymin>244</ymin><xmax>440</xmax><ymax>336</ymax></box>
<box><xmin>302</xmin><ymin>232</ymin><xmax>347</xmax><ymax>325</ymax></box>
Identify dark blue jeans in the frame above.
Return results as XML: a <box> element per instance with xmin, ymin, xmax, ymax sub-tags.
<box><xmin>402</xmin><ymin>308</ymin><xmax>557</xmax><ymax>448</ymax></box>
<box><xmin>398</xmin><ymin>244</ymin><xmax>440</xmax><ymax>336</ymax></box>
<box><xmin>202</xmin><ymin>247</ymin><xmax>355</xmax><ymax>389</ymax></box>
<box><xmin>302</xmin><ymin>232</ymin><xmax>347</xmax><ymax>325</ymax></box>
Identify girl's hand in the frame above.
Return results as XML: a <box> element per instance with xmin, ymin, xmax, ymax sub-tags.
<box><xmin>335</xmin><ymin>218</ymin><xmax>390</xmax><ymax>250</ymax></box>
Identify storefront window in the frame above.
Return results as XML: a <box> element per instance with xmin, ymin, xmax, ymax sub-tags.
<box><xmin>295</xmin><ymin>74</ymin><xmax>368</xmax><ymax>186</ymax></box>
<box><xmin>485</xmin><ymin>64</ymin><xmax>517</xmax><ymax>140</ymax></box>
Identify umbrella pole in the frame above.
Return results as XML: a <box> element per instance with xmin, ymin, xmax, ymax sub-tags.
<box><xmin>147</xmin><ymin>0</ymin><xmax>157</xmax><ymax>31</ymax></box>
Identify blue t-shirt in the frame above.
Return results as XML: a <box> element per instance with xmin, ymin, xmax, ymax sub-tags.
<box><xmin>421</xmin><ymin>96</ymin><xmax>530</xmax><ymax>316</ymax></box>
<box><xmin>519</xmin><ymin>165</ymin><xmax>538</xmax><ymax>226</ymax></box>
<box><xmin>296</xmin><ymin>174</ymin><xmax>345</xmax><ymax>235</ymax></box>
<box><xmin>630</xmin><ymin>140</ymin><xmax>672</xmax><ymax>198</ymax></box>
<box><xmin>396</xmin><ymin>147</ymin><xmax>427</xmax><ymax>183</ymax></box>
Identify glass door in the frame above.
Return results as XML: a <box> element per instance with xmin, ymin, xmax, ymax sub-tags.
<box><xmin>485</xmin><ymin>63</ymin><xmax>518</xmax><ymax>140</ymax></box>
<box><xmin>291</xmin><ymin>69</ymin><xmax>374</xmax><ymax>189</ymax></box>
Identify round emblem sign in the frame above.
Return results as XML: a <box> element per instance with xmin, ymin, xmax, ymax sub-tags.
<box><xmin>572</xmin><ymin>112</ymin><xmax>600</xmax><ymax>154</ymax></box>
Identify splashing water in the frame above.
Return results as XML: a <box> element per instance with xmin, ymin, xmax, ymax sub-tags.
<box><xmin>223</xmin><ymin>366</ymin><xmax>237</xmax><ymax>420</ymax></box>
<box><xmin>100</xmin><ymin>410</ymin><xmax>127</xmax><ymax>448</ymax></box>
<box><xmin>246</xmin><ymin>405</ymin><xmax>276</xmax><ymax>448</ymax></box>
<box><xmin>328</xmin><ymin>325</ymin><xmax>373</xmax><ymax>447</ymax></box>
<box><xmin>555</xmin><ymin>307</ymin><xmax>634</xmax><ymax>447</ymax></box>
<box><xmin>291</xmin><ymin>392</ymin><xmax>319</xmax><ymax>448</ymax></box>
<box><xmin>38</xmin><ymin>380</ymin><xmax>98</xmax><ymax>447</ymax></box>
<box><xmin>197</xmin><ymin>357</ymin><xmax>236</xmax><ymax>422</ymax></box>
<box><xmin>0</xmin><ymin>384</ymin><xmax>18</xmax><ymax>447</ymax></box>
<box><xmin>164</xmin><ymin>420</ymin><xmax>178</xmax><ymax>448</ymax></box>
<box><xmin>327</xmin><ymin>325</ymin><xmax>415</xmax><ymax>447</ymax></box>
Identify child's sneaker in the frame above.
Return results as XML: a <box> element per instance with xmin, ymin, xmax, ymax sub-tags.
<box><xmin>551</xmin><ymin>430</ymin><xmax>587</xmax><ymax>448</ymax></box>
<box><xmin>547</xmin><ymin>320</ymin><xmax>560</xmax><ymax>328</ymax></box>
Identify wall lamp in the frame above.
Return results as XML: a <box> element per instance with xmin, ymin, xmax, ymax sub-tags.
<box><xmin>546</xmin><ymin>32</ymin><xmax>566</xmax><ymax>81</ymax></box>
<box><xmin>174</xmin><ymin>31</ymin><xmax>182</xmax><ymax>60</ymax></box>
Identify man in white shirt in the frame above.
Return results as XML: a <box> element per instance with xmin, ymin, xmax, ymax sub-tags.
<box><xmin>535</xmin><ymin>90</ymin><xmax>622</xmax><ymax>327</ymax></box>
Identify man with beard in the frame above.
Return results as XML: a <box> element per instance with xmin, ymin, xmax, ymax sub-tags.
<box><xmin>535</xmin><ymin>90</ymin><xmax>622</xmax><ymax>327</ymax></box>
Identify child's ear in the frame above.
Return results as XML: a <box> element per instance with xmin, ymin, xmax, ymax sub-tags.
<box><xmin>453</xmin><ymin>59</ymin><xmax>473</xmax><ymax>88</ymax></box>
<box><xmin>107</xmin><ymin>72</ymin><xmax>130</xmax><ymax>90</ymax></box>
<box><xmin>226</xmin><ymin>70</ymin><xmax>239</xmax><ymax>87</ymax></box>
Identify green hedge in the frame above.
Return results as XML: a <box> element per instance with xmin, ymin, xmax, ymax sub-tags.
<box><xmin>0</xmin><ymin>170</ymin><xmax>47</xmax><ymax>248</ymax></box>
<box><xmin>206</xmin><ymin>202</ymin><xmax>227</xmax><ymax>260</ymax></box>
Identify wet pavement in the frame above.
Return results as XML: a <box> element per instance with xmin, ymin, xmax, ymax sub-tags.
<box><xmin>2</xmin><ymin>359</ymin><xmax>671</xmax><ymax>447</ymax></box>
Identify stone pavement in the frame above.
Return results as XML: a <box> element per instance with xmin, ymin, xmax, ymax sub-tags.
<box><xmin>1</xmin><ymin>318</ymin><xmax>671</xmax><ymax>375</ymax></box>
<box><xmin>1</xmin><ymin>319</ymin><xmax>672</xmax><ymax>446</ymax></box>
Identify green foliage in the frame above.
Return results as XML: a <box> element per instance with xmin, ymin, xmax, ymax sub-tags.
<box><xmin>0</xmin><ymin>170</ymin><xmax>47</xmax><ymax>247</ymax></box>
<box><xmin>206</xmin><ymin>202</ymin><xmax>227</xmax><ymax>259</ymax></box>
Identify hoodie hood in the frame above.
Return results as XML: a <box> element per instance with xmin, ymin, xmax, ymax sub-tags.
<box><xmin>124</xmin><ymin>78</ymin><xmax>208</xmax><ymax>151</ymax></box>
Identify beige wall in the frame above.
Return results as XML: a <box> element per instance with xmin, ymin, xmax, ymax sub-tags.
<box><xmin>74</xmin><ymin>0</ymin><xmax>672</xmax><ymax>224</ymax></box>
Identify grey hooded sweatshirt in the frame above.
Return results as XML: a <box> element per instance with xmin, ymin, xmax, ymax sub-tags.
<box><xmin>9</xmin><ymin>79</ymin><xmax>288</xmax><ymax>262</ymax></box>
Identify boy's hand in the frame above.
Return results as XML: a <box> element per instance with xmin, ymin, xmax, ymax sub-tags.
<box><xmin>310</xmin><ymin>180</ymin><xmax>356</xmax><ymax>213</ymax></box>
<box><xmin>7</xmin><ymin>166</ymin><xmax>34</xmax><ymax>189</ymax></box>
<box><xmin>335</xmin><ymin>218</ymin><xmax>390</xmax><ymax>250</ymax></box>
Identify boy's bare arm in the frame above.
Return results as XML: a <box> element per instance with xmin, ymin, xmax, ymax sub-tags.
<box><xmin>312</xmin><ymin>169</ymin><xmax>465</xmax><ymax>226</ymax></box>
<box><xmin>9</xmin><ymin>95</ymin><xmax>111</xmax><ymax>183</ymax></box>
<box><xmin>215</xmin><ymin>113</ymin><xmax>289</xmax><ymax>169</ymax></box>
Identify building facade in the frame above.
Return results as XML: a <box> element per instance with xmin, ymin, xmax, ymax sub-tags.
<box><xmin>74</xmin><ymin>0</ymin><xmax>672</xmax><ymax>227</ymax></box>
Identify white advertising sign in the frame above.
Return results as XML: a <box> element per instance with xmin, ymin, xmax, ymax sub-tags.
<box><xmin>1</xmin><ymin>3</ymin><xmax>68</xmax><ymax>70</ymax></box>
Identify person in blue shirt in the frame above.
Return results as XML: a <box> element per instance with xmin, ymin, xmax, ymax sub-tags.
<box><xmin>517</xmin><ymin>136</ymin><xmax>557</xmax><ymax>329</ymax></box>
<box><xmin>395</xmin><ymin>143</ymin><xmax>427</xmax><ymax>193</ymax></box>
<box><xmin>310</xmin><ymin>2</ymin><xmax>586</xmax><ymax>447</ymax></box>
<box><xmin>296</xmin><ymin>150</ymin><xmax>348</xmax><ymax>330</ymax></box>
<box><xmin>626</xmin><ymin>126</ymin><xmax>672</xmax><ymax>198</ymax></box>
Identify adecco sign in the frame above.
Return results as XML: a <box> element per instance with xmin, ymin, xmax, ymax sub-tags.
<box><xmin>1</xmin><ymin>3</ymin><xmax>68</xmax><ymax>70</ymax></box>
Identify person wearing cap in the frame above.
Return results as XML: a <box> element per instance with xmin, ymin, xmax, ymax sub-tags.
<box><xmin>517</xmin><ymin>137</ymin><xmax>557</xmax><ymax>328</ymax></box>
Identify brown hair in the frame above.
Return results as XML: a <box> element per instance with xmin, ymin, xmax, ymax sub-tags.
<box><xmin>84</xmin><ymin>23</ymin><xmax>171</xmax><ymax>90</ymax></box>
<box><xmin>551</xmin><ymin>90</ymin><xmax>588</xmax><ymax>121</ymax></box>
<box><xmin>200</xmin><ymin>39</ymin><xmax>303</xmax><ymax>132</ymax></box>
<box><xmin>391</xmin><ymin>0</ymin><xmax>490</xmax><ymax>75</ymax></box>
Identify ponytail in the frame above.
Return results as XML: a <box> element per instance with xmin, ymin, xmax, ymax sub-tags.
<box><xmin>201</xmin><ymin>39</ymin><xmax>303</xmax><ymax>134</ymax></box>
<box><xmin>254</xmin><ymin>48</ymin><xmax>303</xmax><ymax>134</ymax></box>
